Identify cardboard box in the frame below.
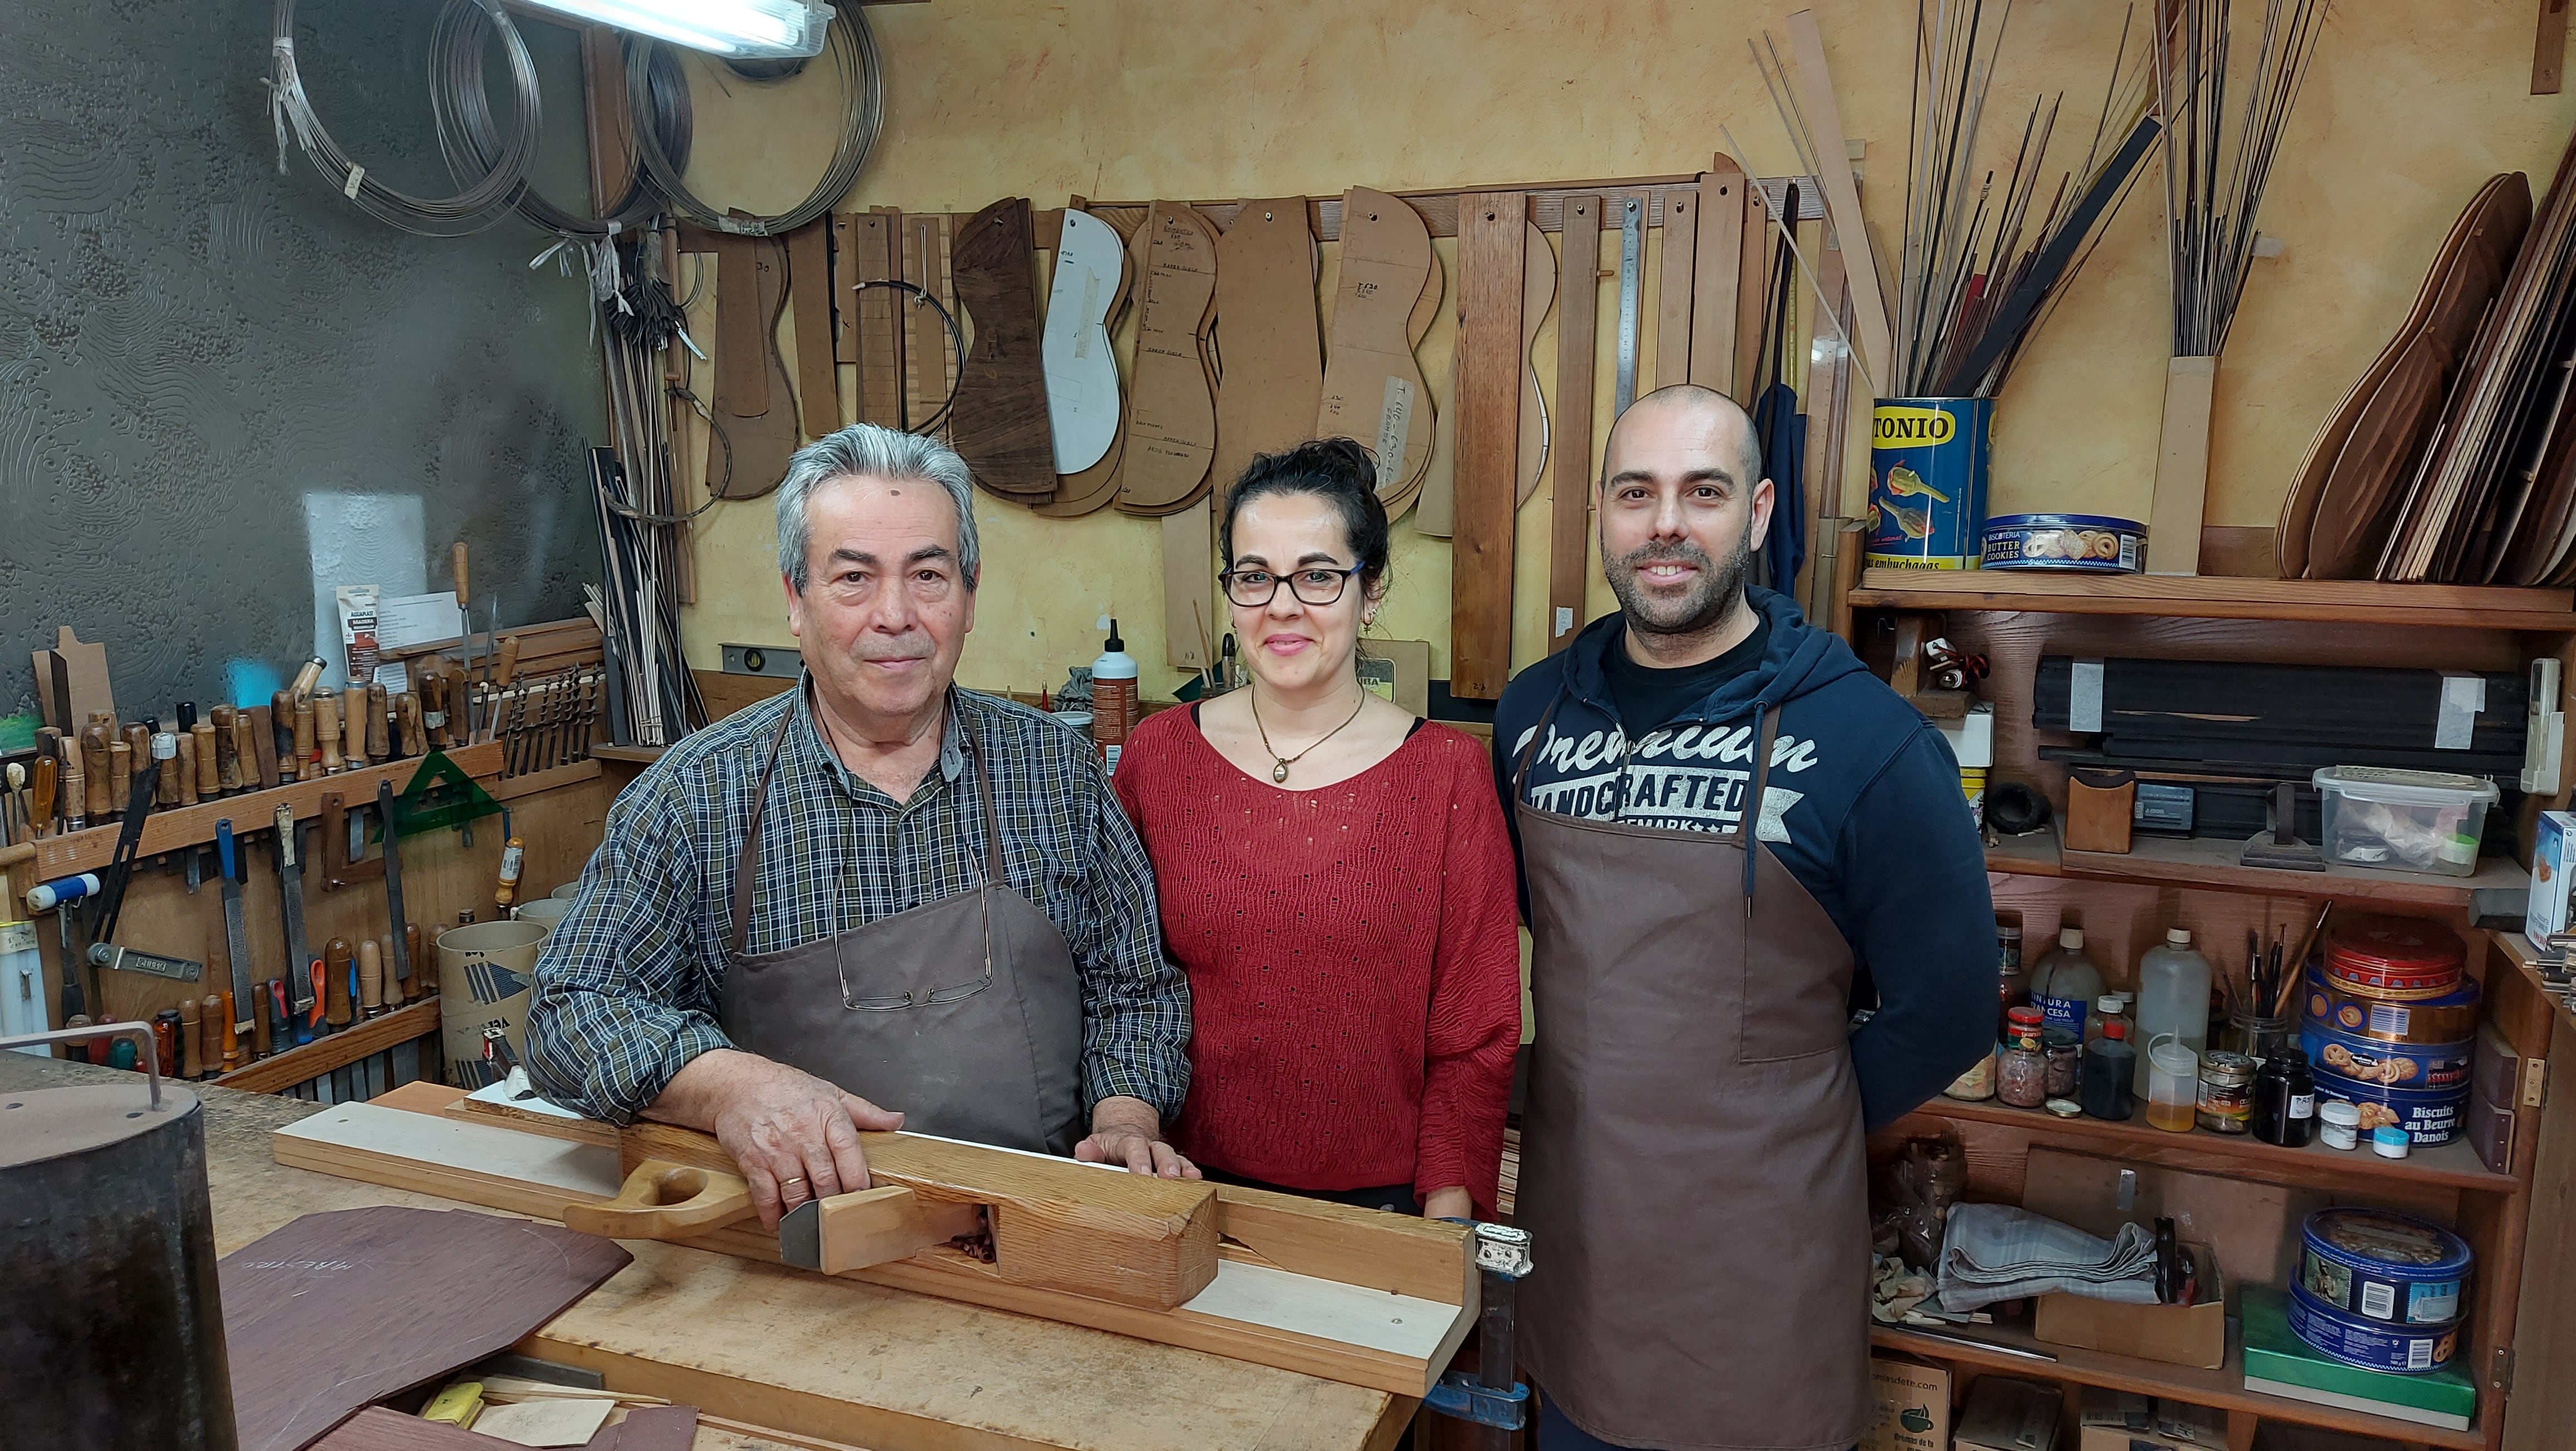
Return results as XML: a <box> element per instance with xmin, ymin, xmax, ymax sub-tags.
<box><xmin>2526</xmin><ymin>809</ymin><xmax>2576</xmax><ymax>951</ymax></box>
<box><xmin>2076</xmin><ymin>1387</ymin><xmax>2227</xmax><ymax>1449</ymax></box>
<box><xmin>1940</xmin><ymin>703</ymin><xmax>1995</xmax><ymax>770</ymax></box>
<box><xmin>1955</xmin><ymin>1375</ymin><xmax>2061</xmax><ymax>1451</ymax></box>
<box><xmin>2034</xmin><ymin>1246</ymin><xmax>2226</xmax><ymax>1371</ymax></box>
<box><xmin>1859</xmin><ymin>1353</ymin><xmax>1949</xmax><ymax>1451</ymax></box>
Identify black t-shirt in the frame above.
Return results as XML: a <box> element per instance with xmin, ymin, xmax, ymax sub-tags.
<box><xmin>1601</xmin><ymin>615</ymin><xmax>1772</xmax><ymax>737</ymax></box>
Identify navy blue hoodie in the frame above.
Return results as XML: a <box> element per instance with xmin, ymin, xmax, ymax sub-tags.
<box><xmin>1492</xmin><ymin>587</ymin><xmax>1997</xmax><ymax>1129</ymax></box>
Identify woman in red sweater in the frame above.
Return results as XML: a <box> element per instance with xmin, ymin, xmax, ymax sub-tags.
<box><xmin>1110</xmin><ymin>439</ymin><xmax>1523</xmax><ymax>1218</ymax></box>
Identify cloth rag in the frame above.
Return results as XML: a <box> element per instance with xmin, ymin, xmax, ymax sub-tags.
<box><xmin>1935</xmin><ymin>1202</ymin><xmax>2161</xmax><ymax>1312</ymax></box>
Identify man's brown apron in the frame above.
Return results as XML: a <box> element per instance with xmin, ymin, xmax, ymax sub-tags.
<box><xmin>718</xmin><ymin>696</ymin><xmax>1085</xmax><ymax>1156</ymax></box>
<box><xmin>1513</xmin><ymin>694</ymin><xmax>1868</xmax><ymax>1451</ymax></box>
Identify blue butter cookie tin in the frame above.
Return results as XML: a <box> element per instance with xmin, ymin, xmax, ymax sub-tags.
<box><xmin>2304</xmin><ymin>967</ymin><xmax>2482</xmax><ymax>1045</ymax></box>
<box><xmin>2301</xmin><ymin>1021</ymin><xmax>2474</xmax><ymax>1092</ymax></box>
<box><xmin>1980</xmin><ymin>513</ymin><xmax>2147</xmax><ymax>573</ymax></box>
<box><xmin>2289</xmin><ymin>1282</ymin><xmax>2461</xmax><ymax>1373</ymax></box>
<box><xmin>1868</xmin><ymin>398</ymin><xmax>1992</xmax><ymax>569</ymax></box>
<box><xmin>2312</xmin><ymin>1064</ymin><xmax>2466</xmax><ymax>1146</ymax></box>
<box><xmin>2298</xmin><ymin>1208</ymin><xmax>2471</xmax><ymax>1328</ymax></box>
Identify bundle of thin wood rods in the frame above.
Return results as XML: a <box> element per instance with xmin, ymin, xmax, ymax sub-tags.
<box><xmin>1762</xmin><ymin>3</ymin><xmax>2157</xmax><ymax>398</ymax></box>
<box><xmin>2154</xmin><ymin>0</ymin><xmax>2327</xmax><ymax>358</ymax></box>
<box><xmin>595</xmin><ymin>233</ymin><xmax>709</xmax><ymax>748</ymax></box>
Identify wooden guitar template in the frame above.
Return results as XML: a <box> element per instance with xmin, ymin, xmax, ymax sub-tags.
<box><xmin>1114</xmin><ymin>202</ymin><xmax>1221</xmax><ymax>515</ymax></box>
<box><xmin>948</xmin><ymin>197</ymin><xmax>1058</xmax><ymax>500</ymax></box>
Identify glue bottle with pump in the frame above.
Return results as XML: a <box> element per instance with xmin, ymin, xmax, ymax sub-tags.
<box><xmin>1091</xmin><ymin>620</ymin><xmax>1138</xmax><ymax>775</ymax></box>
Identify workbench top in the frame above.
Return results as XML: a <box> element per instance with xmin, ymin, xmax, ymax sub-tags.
<box><xmin>0</xmin><ymin>1056</ymin><xmax>1414</xmax><ymax>1451</ymax></box>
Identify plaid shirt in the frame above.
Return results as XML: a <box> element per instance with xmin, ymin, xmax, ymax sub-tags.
<box><xmin>526</xmin><ymin>684</ymin><xmax>1189</xmax><ymax>1124</ymax></box>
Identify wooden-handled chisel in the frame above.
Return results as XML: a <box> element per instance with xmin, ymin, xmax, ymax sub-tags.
<box><xmin>377</xmin><ymin>780</ymin><xmax>413</xmax><ymax>993</ymax></box>
<box><xmin>210</xmin><ymin>705</ymin><xmax>240</xmax><ymax>792</ymax></box>
<box><xmin>272</xmin><ymin>690</ymin><xmax>301</xmax><ymax>783</ymax></box>
<box><xmin>215</xmin><ymin>820</ymin><xmax>256</xmax><ymax>1058</ymax></box>
<box><xmin>31</xmin><ymin>755</ymin><xmax>57</xmax><ymax>839</ymax></box>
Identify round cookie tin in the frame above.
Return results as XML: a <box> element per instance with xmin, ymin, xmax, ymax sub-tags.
<box><xmin>2288</xmin><ymin>1282</ymin><xmax>2460</xmax><ymax>1373</ymax></box>
<box><xmin>2304</xmin><ymin>967</ymin><xmax>2482</xmax><ymax>1045</ymax></box>
<box><xmin>2321</xmin><ymin>914</ymin><xmax>2466</xmax><ymax>999</ymax></box>
<box><xmin>2297</xmin><ymin>1209</ymin><xmax>2471</xmax><ymax>1328</ymax></box>
<box><xmin>2311</xmin><ymin>1064</ymin><xmax>2466</xmax><ymax>1146</ymax></box>
<box><xmin>2300</xmin><ymin>1021</ymin><xmax>2473</xmax><ymax>1091</ymax></box>
<box><xmin>1979</xmin><ymin>513</ymin><xmax>2147</xmax><ymax>573</ymax></box>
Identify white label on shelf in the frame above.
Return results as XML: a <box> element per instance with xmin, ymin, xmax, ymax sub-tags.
<box><xmin>2436</xmin><ymin>673</ymin><xmax>2485</xmax><ymax>749</ymax></box>
<box><xmin>2068</xmin><ymin>659</ymin><xmax>2106</xmax><ymax>733</ymax></box>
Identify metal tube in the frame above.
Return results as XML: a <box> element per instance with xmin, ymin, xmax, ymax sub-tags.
<box><xmin>2</xmin><ymin>1020</ymin><xmax>164</xmax><ymax>1109</ymax></box>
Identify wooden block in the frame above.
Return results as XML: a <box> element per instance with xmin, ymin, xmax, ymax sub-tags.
<box><xmin>830</xmin><ymin>214</ymin><xmax>861</xmax><ymax>364</ymax></box>
<box><xmin>1689</xmin><ymin>160</ymin><xmax>1747</xmax><ymax>395</ymax></box>
<box><xmin>794</xmin><ymin>1184</ymin><xmax>983</xmax><ymax>1274</ymax></box>
<box><xmin>1785</xmin><ymin>11</ymin><xmax>1896</xmax><ymax>389</ymax></box>
<box><xmin>1115</xmin><ymin>202</ymin><xmax>1222</xmax><ymax>514</ymax></box>
<box><xmin>621</xmin><ymin>1119</ymin><xmax>1222</xmax><ymax>1311</ymax></box>
<box><xmin>1550</xmin><ymin>196</ymin><xmax>1603</xmax><ymax>651</ymax></box>
<box><xmin>2147</xmin><ymin>356</ymin><xmax>2219</xmax><ymax>575</ymax></box>
<box><xmin>852</xmin><ymin>210</ymin><xmax>904</xmax><ymax>427</ymax></box>
<box><xmin>948</xmin><ymin>197</ymin><xmax>1057</xmax><ymax>499</ymax></box>
<box><xmin>1656</xmin><ymin>189</ymin><xmax>1695</xmax><ymax>387</ymax></box>
<box><xmin>1450</xmin><ymin>193</ymin><xmax>1529</xmax><ymax>701</ymax></box>
<box><xmin>32</xmin><ymin>626</ymin><xmax>114</xmax><ymax>736</ymax></box>
<box><xmin>1317</xmin><ymin>189</ymin><xmax>1439</xmax><ymax>505</ymax></box>
<box><xmin>786</xmin><ymin>216</ymin><xmax>840</xmax><ymax>438</ymax></box>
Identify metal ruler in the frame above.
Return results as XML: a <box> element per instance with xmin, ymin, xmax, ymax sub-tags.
<box><xmin>1613</xmin><ymin>196</ymin><xmax>1643</xmax><ymax>416</ymax></box>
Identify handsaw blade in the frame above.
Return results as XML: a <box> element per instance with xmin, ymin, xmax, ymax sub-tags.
<box><xmin>275</xmin><ymin>804</ymin><xmax>315</xmax><ymax>1014</ymax></box>
<box><xmin>216</xmin><ymin>820</ymin><xmax>255</xmax><ymax>1039</ymax></box>
<box><xmin>1614</xmin><ymin>196</ymin><xmax>1644</xmax><ymax>416</ymax></box>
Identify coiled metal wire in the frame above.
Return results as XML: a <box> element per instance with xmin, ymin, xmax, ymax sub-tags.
<box><xmin>267</xmin><ymin>0</ymin><xmax>540</xmax><ymax>236</ymax></box>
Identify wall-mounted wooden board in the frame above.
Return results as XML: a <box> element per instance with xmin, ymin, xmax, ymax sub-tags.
<box><xmin>1550</xmin><ymin>196</ymin><xmax>1603</xmax><ymax>652</ymax></box>
<box><xmin>1450</xmin><ymin>193</ymin><xmax>1529</xmax><ymax>701</ymax></box>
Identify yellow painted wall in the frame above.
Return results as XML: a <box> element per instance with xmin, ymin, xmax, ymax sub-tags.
<box><xmin>672</xmin><ymin>0</ymin><xmax>2576</xmax><ymax>698</ymax></box>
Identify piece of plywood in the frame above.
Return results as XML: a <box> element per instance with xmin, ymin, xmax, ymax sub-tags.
<box><xmin>271</xmin><ymin>1102</ymin><xmax>1472</xmax><ymax>1398</ymax></box>
<box><xmin>708</xmin><ymin>232</ymin><xmax>799</xmax><ymax>500</ymax></box>
<box><xmin>1549</xmin><ymin>195</ymin><xmax>1603</xmax><ymax>652</ymax></box>
<box><xmin>2146</xmin><ymin>356</ymin><xmax>2219</xmax><ymax>575</ymax></box>
<box><xmin>1115</xmin><ymin>202</ymin><xmax>1222</xmax><ymax>514</ymax></box>
<box><xmin>1784</xmin><ymin>13</ymin><xmax>1895</xmax><ymax>389</ymax></box>
<box><xmin>1689</xmin><ymin>159</ymin><xmax>1748</xmax><ymax>396</ymax></box>
<box><xmin>850</xmin><ymin>210</ymin><xmax>904</xmax><ymax>428</ymax></box>
<box><xmin>220</xmin><ymin>1205</ymin><xmax>631</xmax><ymax>1451</ymax></box>
<box><xmin>1211</xmin><ymin>198</ymin><xmax>1325</xmax><ymax>500</ymax></box>
<box><xmin>900</xmin><ymin>212</ymin><xmax>955</xmax><ymax>431</ymax></box>
<box><xmin>785</xmin><ymin>216</ymin><xmax>839</xmax><ymax>438</ymax></box>
<box><xmin>948</xmin><ymin>197</ymin><xmax>1057</xmax><ymax>499</ymax></box>
<box><xmin>1042</xmin><ymin>207</ymin><xmax>1125</xmax><ymax>475</ymax></box>
<box><xmin>1318</xmin><ymin>189</ymin><xmax>1439</xmax><ymax>503</ymax></box>
<box><xmin>1164</xmin><ymin>502</ymin><xmax>1217</xmax><ymax>671</ymax></box>
<box><xmin>310</xmin><ymin>1406</ymin><xmax>531</xmax><ymax>1451</ymax></box>
<box><xmin>1656</xmin><ymin>188</ymin><xmax>1695</xmax><ymax>388</ymax></box>
<box><xmin>1450</xmin><ymin>193</ymin><xmax>1528</xmax><ymax>702</ymax></box>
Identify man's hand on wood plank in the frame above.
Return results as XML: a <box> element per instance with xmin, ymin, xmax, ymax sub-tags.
<box><xmin>647</xmin><ymin>1048</ymin><xmax>906</xmax><ymax>1230</ymax></box>
<box><xmin>1075</xmin><ymin>1095</ymin><xmax>1199</xmax><ymax>1179</ymax></box>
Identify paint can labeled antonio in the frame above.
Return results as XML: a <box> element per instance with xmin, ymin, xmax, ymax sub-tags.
<box><xmin>2297</xmin><ymin>1208</ymin><xmax>2470</xmax><ymax>1329</ymax></box>
<box><xmin>1867</xmin><ymin>398</ymin><xmax>1992</xmax><ymax>569</ymax></box>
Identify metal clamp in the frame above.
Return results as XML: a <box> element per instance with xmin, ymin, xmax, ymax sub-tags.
<box><xmin>0</xmin><ymin>1021</ymin><xmax>167</xmax><ymax>1110</ymax></box>
<box><xmin>1424</xmin><ymin>1221</ymin><xmax>1536</xmax><ymax>1433</ymax></box>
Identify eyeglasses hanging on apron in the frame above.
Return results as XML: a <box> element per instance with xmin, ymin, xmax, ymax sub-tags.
<box><xmin>718</xmin><ymin>688</ymin><xmax>1086</xmax><ymax>1156</ymax></box>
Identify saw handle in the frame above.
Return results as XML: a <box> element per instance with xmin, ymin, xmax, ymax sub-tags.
<box><xmin>564</xmin><ymin>1159</ymin><xmax>757</xmax><ymax>1240</ymax></box>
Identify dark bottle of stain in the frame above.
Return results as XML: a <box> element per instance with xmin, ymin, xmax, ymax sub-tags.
<box><xmin>2252</xmin><ymin>1046</ymin><xmax>2318</xmax><ymax>1147</ymax></box>
<box><xmin>2080</xmin><ymin>1016</ymin><xmax>2136</xmax><ymax>1121</ymax></box>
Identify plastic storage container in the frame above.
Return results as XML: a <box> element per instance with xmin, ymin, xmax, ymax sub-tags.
<box><xmin>2311</xmin><ymin>767</ymin><xmax>2500</xmax><ymax>878</ymax></box>
<box><xmin>2134</xmin><ymin>928</ymin><xmax>2212</xmax><ymax>1095</ymax></box>
<box><xmin>2146</xmin><ymin>1035</ymin><xmax>2199</xmax><ymax>1133</ymax></box>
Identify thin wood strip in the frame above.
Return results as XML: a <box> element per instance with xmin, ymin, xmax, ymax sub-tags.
<box><xmin>786</xmin><ymin>217</ymin><xmax>840</xmax><ymax>436</ymax></box>
<box><xmin>1550</xmin><ymin>196</ymin><xmax>1603</xmax><ymax>652</ymax></box>
<box><xmin>1655</xmin><ymin>190</ymin><xmax>1695</xmax><ymax>388</ymax></box>
<box><xmin>853</xmin><ymin>209</ymin><xmax>904</xmax><ymax>429</ymax></box>
<box><xmin>1450</xmin><ymin>193</ymin><xmax>1529</xmax><ymax>700</ymax></box>
<box><xmin>1689</xmin><ymin>158</ymin><xmax>1749</xmax><ymax>395</ymax></box>
<box><xmin>1798</xmin><ymin>237</ymin><xmax>1851</xmax><ymax>615</ymax></box>
<box><xmin>2540</xmin><ymin>0</ymin><xmax>2570</xmax><ymax>95</ymax></box>
<box><xmin>830</xmin><ymin>215</ymin><xmax>860</xmax><ymax>364</ymax></box>
<box><xmin>1733</xmin><ymin>183</ymin><xmax>1770</xmax><ymax>407</ymax></box>
<box><xmin>1784</xmin><ymin>10</ymin><xmax>1895</xmax><ymax>389</ymax></box>
<box><xmin>901</xmin><ymin>212</ymin><xmax>954</xmax><ymax>430</ymax></box>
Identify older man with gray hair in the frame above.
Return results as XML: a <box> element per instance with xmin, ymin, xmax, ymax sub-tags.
<box><xmin>529</xmin><ymin>423</ymin><xmax>1193</xmax><ymax>1229</ymax></box>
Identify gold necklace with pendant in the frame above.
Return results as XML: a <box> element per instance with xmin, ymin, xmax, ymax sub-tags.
<box><xmin>1248</xmin><ymin>686</ymin><xmax>1369</xmax><ymax>783</ymax></box>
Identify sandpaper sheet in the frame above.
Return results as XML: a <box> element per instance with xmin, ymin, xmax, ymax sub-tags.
<box><xmin>221</xmin><ymin>1206</ymin><xmax>631</xmax><ymax>1451</ymax></box>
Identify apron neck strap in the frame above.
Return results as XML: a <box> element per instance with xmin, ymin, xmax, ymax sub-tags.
<box><xmin>730</xmin><ymin>681</ymin><xmax>998</xmax><ymax>961</ymax></box>
<box><xmin>1724</xmin><ymin>704</ymin><xmax>1782</xmax><ymax>842</ymax></box>
<box><xmin>1510</xmin><ymin>686</ymin><xmax>1572</xmax><ymax>798</ymax></box>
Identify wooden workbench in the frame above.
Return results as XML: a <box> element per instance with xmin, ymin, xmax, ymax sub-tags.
<box><xmin>0</xmin><ymin>1055</ymin><xmax>1414</xmax><ymax>1451</ymax></box>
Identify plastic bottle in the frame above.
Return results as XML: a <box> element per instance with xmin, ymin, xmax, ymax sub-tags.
<box><xmin>2081</xmin><ymin>1017</ymin><xmax>2136</xmax><ymax>1121</ymax></box>
<box><xmin>2029</xmin><ymin>927</ymin><xmax>2105</xmax><ymax>1041</ymax></box>
<box><xmin>2086</xmin><ymin>994</ymin><xmax>2127</xmax><ymax>1046</ymax></box>
<box><xmin>2252</xmin><ymin>1046</ymin><xmax>2318</xmax><ymax>1147</ymax></box>
<box><xmin>1091</xmin><ymin>619</ymin><xmax>1139</xmax><ymax>775</ymax></box>
<box><xmin>2145</xmin><ymin>1035</ymin><xmax>2199</xmax><ymax>1133</ymax></box>
<box><xmin>2134</xmin><ymin>928</ymin><xmax>2214</xmax><ymax>1096</ymax></box>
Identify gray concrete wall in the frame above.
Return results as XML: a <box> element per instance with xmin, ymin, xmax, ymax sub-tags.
<box><xmin>1</xmin><ymin>0</ymin><xmax>607</xmax><ymax>722</ymax></box>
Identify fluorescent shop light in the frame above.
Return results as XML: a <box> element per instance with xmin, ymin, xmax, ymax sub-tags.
<box><xmin>512</xmin><ymin>0</ymin><xmax>832</xmax><ymax>58</ymax></box>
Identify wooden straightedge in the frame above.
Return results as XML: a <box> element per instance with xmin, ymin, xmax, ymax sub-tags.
<box><xmin>274</xmin><ymin>1096</ymin><xmax>1474</xmax><ymax>1396</ymax></box>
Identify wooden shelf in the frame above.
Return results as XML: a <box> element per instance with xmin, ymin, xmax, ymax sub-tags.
<box><xmin>1848</xmin><ymin>567</ymin><xmax>2576</xmax><ymax>630</ymax></box>
<box><xmin>1986</xmin><ymin>826</ymin><xmax>2527</xmax><ymax>908</ymax></box>
<box><xmin>213</xmin><ymin>997</ymin><xmax>443</xmax><ymax>1095</ymax></box>
<box><xmin>1900</xmin><ymin>1097</ymin><xmax>2516</xmax><ymax>1194</ymax></box>
<box><xmin>1870</xmin><ymin>1323</ymin><xmax>2483</xmax><ymax>1450</ymax></box>
<box><xmin>28</xmin><ymin>742</ymin><xmax>504</xmax><ymax>879</ymax></box>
